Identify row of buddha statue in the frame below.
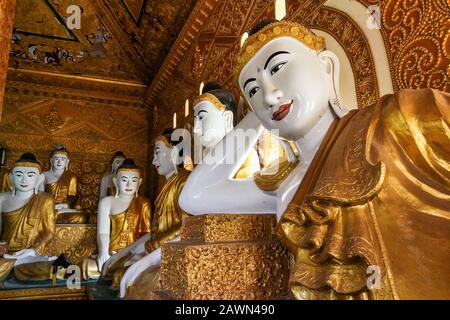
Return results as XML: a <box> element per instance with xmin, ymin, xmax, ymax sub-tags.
<box><xmin>0</xmin><ymin>18</ymin><xmax>448</xmax><ymax>300</ymax></box>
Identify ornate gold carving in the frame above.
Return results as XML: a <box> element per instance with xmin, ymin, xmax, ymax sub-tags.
<box><xmin>160</xmin><ymin>214</ymin><xmax>289</xmax><ymax>300</ymax></box>
<box><xmin>0</xmin><ymin>286</ymin><xmax>88</xmax><ymax>300</ymax></box>
<box><xmin>42</xmin><ymin>224</ymin><xmax>97</xmax><ymax>265</ymax></box>
<box><xmin>181</xmin><ymin>214</ymin><xmax>277</xmax><ymax>242</ymax></box>
<box><xmin>144</xmin><ymin>0</ymin><xmax>219</xmax><ymax>105</ymax></box>
<box><xmin>42</xmin><ymin>106</ymin><xmax>66</xmax><ymax>132</ymax></box>
<box><xmin>254</xmin><ymin>160</ymin><xmax>299</xmax><ymax>192</ymax></box>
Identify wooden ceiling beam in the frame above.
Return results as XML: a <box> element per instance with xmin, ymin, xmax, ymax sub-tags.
<box><xmin>90</xmin><ymin>0</ymin><xmax>151</xmax><ymax>83</ymax></box>
<box><xmin>143</xmin><ymin>0</ymin><xmax>219</xmax><ymax>108</ymax></box>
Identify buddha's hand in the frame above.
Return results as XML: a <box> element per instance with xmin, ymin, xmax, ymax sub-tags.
<box><xmin>97</xmin><ymin>253</ymin><xmax>111</xmax><ymax>272</ymax></box>
<box><xmin>123</xmin><ymin>253</ymin><xmax>145</xmax><ymax>268</ymax></box>
<box><xmin>101</xmin><ymin>249</ymin><xmax>128</xmax><ymax>276</ymax></box>
<box><xmin>3</xmin><ymin>248</ymin><xmax>37</xmax><ymax>259</ymax></box>
<box><xmin>55</xmin><ymin>203</ymin><xmax>69</xmax><ymax>210</ymax></box>
<box><xmin>119</xmin><ymin>251</ymin><xmax>161</xmax><ymax>298</ymax></box>
<box><xmin>130</xmin><ymin>241</ymin><xmax>146</xmax><ymax>255</ymax></box>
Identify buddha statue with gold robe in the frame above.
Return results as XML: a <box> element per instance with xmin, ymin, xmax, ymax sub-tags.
<box><xmin>97</xmin><ymin>158</ymin><xmax>152</xmax><ymax>273</ymax></box>
<box><xmin>0</xmin><ymin>153</ymin><xmax>58</xmax><ymax>281</ymax></box>
<box><xmin>99</xmin><ymin>151</ymin><xmax>126</xmax><ymax>199</ymax></box>
<box><xmin>101</xmin><ymin>128</ymin><xmax>190</xmax><ymax>298</ymax></box>
<box><xmin>179</xmin><ymin>19</ymin><xmax>450</xmax><ymax>299</ymax></box>
<box><xmin>42</xmin><ymin>145</ymin><xmax>86</xmax><ymax>224</ymax></box>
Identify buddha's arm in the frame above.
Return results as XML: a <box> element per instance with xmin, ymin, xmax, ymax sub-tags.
<box><xmin>99</xmin><ymin>176</ymin><xmax>108</xmax><ymax>199</ymax></box>
<box><xmin>179</xmin><ymin>112</ymin><xmax>276</xmax><ymax>214</ymax></box>
<box><xmin>67</xmin><ymin>175</ymin><xmax>78</xmax><ymax>208</ymax></box>
<box><xmin>144</xmin><ymin>225</ymin><xmax>180</xmax><ymax>253</ymax></box>
<box><xmin>97</xmin><ymin>198</ymin><xmax>111</xmax><ymax>268</ymax></box>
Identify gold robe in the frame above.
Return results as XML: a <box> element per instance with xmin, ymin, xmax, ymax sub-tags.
<box><xmin>109</xmin><ymin>196</ymin><xmax>152</xmax><ymax>255</ymax></box>
<box><xmin>125</xmin><ymin>169</ymin><xmax>190</xmax><ymax>299</ymax></box>
<box><xmin>0</xmin><ymin>192</ymin><xmax>57</xmax><ymax>280</ymax></box>
<box><xmin>234</xmin><ymin>148</ymin><xmax>260</xmax><ymax>179</ymax></box>
<box><xmin>45</xmin><ymin>170</ymin><xmax>78</xmax><ymax>208</ymax></box>
<box><xmin>46</xmin><ymin>171</ymin><xmax>86</xmax><ymax>223</ymax></box>
<box><xmin>276</xmin><ymin>89</ymin><xmax>450</xmax><ymax>300</ymax></box>
<box><xmin>0</xmin><ymin>167</ymin><xmax>12</xmax><ymax>193</ymax></box>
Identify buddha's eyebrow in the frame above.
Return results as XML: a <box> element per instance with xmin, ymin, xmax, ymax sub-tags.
<box><xmin>244</xmin><ymin>78</ymin><xmax>256</xmax><ymax>90</ymax></box>
<box><xmin>198</xmin><ymin>110</ymin><xmax>207</xmax><ymax>115</ymax></box>
<box><xmin>264</xmin><ymin>51</ymin><xmax>290</xmax><ymax>69</ymax></box>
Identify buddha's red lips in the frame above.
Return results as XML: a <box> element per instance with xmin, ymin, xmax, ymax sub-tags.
<box><xmin>272</xmin><ymin>101</ymin><xmax>293</xmax><ymax>121</ymax></box>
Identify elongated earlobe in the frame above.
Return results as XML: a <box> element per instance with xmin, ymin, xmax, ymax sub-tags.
<box><xmin>318</xmin><ymin>50</ymin><xmax>348</xmax><ymax>118</ymax></box>
<box><xmin>35</xmin><ymin>173</ymin><xmax>45</xmax><ymax>195</ymax></box>
<box><xmin>136</xmin><ymin>178</ymin><xmax>143</xmax><ymax>198</ymax></box>
<box><xmin>112</xmin><ymin>177</ymin><xmax>119</xmax><ymax>198</ymax></box>
<box><xmin>65</xmin><ymin>159</ymin><xmax>70</xmax><ymax>171</ymax></box>
<box><xmin>223</xmin><ymin>110</ymin><xmax>234</xmax><ymax>133</ymax></box>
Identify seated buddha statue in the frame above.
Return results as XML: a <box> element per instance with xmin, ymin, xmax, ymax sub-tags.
<box><xmin>179</xmin><ymin>19</ymin><xmax>450</xmax><ymax>299</ymax></box>
<box><xmin>41</xmin><ymin>145</ymin><xmax>86</xmax><ymax>223</ymax></box>
<box><xmin>0</xmin><ymin>153</ymin><xmax>58</xmax><ymax>281</ymax></box>
<box><xmin>99</xmin><ymin>151</ymin><xmax>126</xmax><ymax>199</ymax></box>
<box><xmin>96</xmin><ymin>158</ymin><xmax>152</xmax><ymax>272</ymax></box>
<box><xmin>100</xmin><ymin>128</ymin><xmax>190</xmax><ymax>298</ymax></box>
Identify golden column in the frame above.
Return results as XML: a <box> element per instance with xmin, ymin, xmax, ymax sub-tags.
<box><xmin>0</xmin><ymin>0</ymin><xmax>16</xmax><ymax>120</ymax></box>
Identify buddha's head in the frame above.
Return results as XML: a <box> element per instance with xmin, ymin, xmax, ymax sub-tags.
<box><xmin>235</xmin><ymin>19</ymin><xmax>347</xmax><ymax>141</ymax></box>
<box><xmin>193</xmin><ymin>81</ymin><xmax>236</xmax><ymax>149</ymax></box>
<box><xmin>111</xmin><ymin>151</ymin><xmax>126</xmax><ymax>174</ymax></box>
<box><xmin>50</xmin><ymin>145</ymin><xmax>70</xmax><ymax>171</ymax></box>
<box><xmin>152</xmin><ymin>128</ymin><xmax>183</xmax><ymax>177</ymax></box>
<box><xmin>113</xmin><ymin>158</ymin><xmax>142</xmax><ymax>197</ymax></box>
<box><xmin>11</xmin><ymin>153</ymin><xmax>44</xmax><ymax>195</ymax></box>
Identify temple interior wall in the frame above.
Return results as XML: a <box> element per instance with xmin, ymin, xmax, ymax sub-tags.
<box><xmin>0</xmin><ymin>91</ymin><xmax>149</xmax><ymax>219</ymax></box>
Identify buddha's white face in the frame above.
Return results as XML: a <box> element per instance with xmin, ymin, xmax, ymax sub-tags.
<box><xmin>51</xmin><ymin>154</ymin><xmax>69</xmax><ymax>171</ymax></box>
<box><xmin>11</xmin><ymin>166</ymin><xmax>42</xmax><ymax>193</ymax></box>
<box><xmin>116</xmin><ymin>171</ymin><xmax>141</xmax><ymax>196</ymax></box>
<box><xmin>152</xmin><ymin>140</ymin><xmax>174</xmax><ymax>177</ymax></box>
<box><xmin>193</xmin><ymin>101</ymin><xmax>233</xmax><ymax>149</ymax></box>
<box><xmin>111</xmin><ymin>157</ymin><xmax>126</xmax><ymax>174</ymax></box>
<box><xmin>239</xmin><ymin>37</ymin><xmax>333</xmax><ymax>141</ymax></box>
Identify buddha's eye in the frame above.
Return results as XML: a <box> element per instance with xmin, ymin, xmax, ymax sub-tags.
<box><xmin>271</xmin><ymin>61</ymin><xmax>287</xmax><ymax>76</ymax></box>
<box><xmin>249</xmin><ymin>86</ymin><xmax>260</xmax><ymax>98</ymax></box>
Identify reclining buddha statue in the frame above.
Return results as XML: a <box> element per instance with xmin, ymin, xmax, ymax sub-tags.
<box><xmin>99</xmin><ymin>151</ymin><xmax>126</xmax><ymax>199</ymax></box>
<box><xmin>41</xmin><ymin>145</ymin><xmax>86</xmax><ymax>224</ymax></box>
<box><xmin>96</xmin><ymin>158</ymin><xmax>152</xmax><ymax>275</ymax></box>
<box><xmin>120</xmin><ymin>83</ymin><xmax>267</xmax><ymax>299</ymax></box>
<box><xmin>179</xmin><ymin>19</ymin><xmax>450</xmax><ymax>299</ymax></box>
<box><xmin>100</xmin><ymin>128</ymin><xmax>190</xmax><ymax>298</ymax></box>
<box><xmin>0</xmin><ymin>153</ymin><xmax>58</xmax><ymax>281</ymax></box>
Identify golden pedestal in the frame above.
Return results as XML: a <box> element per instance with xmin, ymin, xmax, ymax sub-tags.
<box><xmin>160</xmin><ymin>214</ymin><xmax>290</xmax><ymax>300</ymax></box>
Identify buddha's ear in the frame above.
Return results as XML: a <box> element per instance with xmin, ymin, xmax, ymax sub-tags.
<box><xmin>8</xmin><ymin>173</ymin><xmax>15</xmax><ymax>196</ymax></box>
<box><xmin>317</xmin><ymin>50</ymin><xmax>348</xmax><ymax>118</ymax></box>
<box><xmin>65</xmin><ymin>158</ymin><xmax>70</xmax><ymax>171</ymax></box>
<box><xmin>112</xmin><ymin>176</ymin><xmax>119</xmax><ymax>198</ymax></box>
<box><xmin>35</xmin><ymin>173</ymin><xmax>45</xmax><ymax>194</ymax></box>
<box><xmin>223</xmin><ymin>110</ymin><xmax>234</xmax><ymax>133</ymax></box>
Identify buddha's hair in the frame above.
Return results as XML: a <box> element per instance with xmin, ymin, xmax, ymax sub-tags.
<box><xmin>202</xmin><ymin>81</ymin><xmax>237</xmax><ymax>125</ymax></box>
<box><xmin>51</xmin><ymin>144</ymin><xmax>69</xmax><ymax>156</ymax></box>
<box><xmin>117</xmin><ymin>158</ymin><xmax>139</xmax><ymax>170</ymax></box>
<box><xmin>16</xmin><ymin>152</ymin><xmax>40</xmax><ymax>164</ymax></box>
<box><xmin>160</xmin><ymin>127</ymin><xmax>184</xmax><ymax>168</ymax></box>
<box><xmin>248</xmin><ymin>18</ymin><xmax>279</xmax><ymax>36</ymax></box>
<box><xmin>113</xmin><ymin>151</ymin><xmax>125</xmax><ymax>159</ymax></box>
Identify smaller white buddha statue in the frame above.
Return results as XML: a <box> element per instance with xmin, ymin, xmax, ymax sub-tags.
<box><xmin>97</xmin><ymin>159</ymin><xmax>152</xmax><ymax>271</ymax></box>
<box><xmin>41</xmin><ymin>145</ymin><xmax>85</xmax><ymax>223</ymax></box>
<box><xmin>0</xmin><ymin>153</ymin><xmax>57</xmax><ymax>281</ymax></box>
<box><xmin>99</xmin><ymin>151</ymin><xmax>126</xmax><ymax>199</ymax></box>
<box><xmin>101</xmin><ymin>129</ymin><xmax>189</xmax><ymax>298</ymax></box>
